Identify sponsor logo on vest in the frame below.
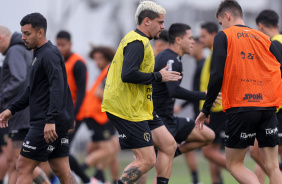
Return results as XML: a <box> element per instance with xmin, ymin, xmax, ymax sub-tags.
<box><xmin>167</xmin><ymin>60</ymin><xmax>174</xmax><ymax>71</ymax></box>
<box><xmin>240</xmin><ymin>132</ymin><xmax>256</xmax><ymax>139</ymax></box>
<box><xmin>47</xmin><ymin>145</ymin><xmax>55</xmax><ymax>152</ymax></box>
<box><xmin>119</xmin><ymin>134</ymin><xmax>127</xmax><ymax>139</ymax></box>
<box><xmin>147</xmin><ymin>87</ymin><xmax>152</xmax><ymax>101</ymax></box>
<box><xmin>237</xmin><ymin>32</ymin><xmax>260</xmax><ymax>40</ymax></box>
<box><xmin>144</xmin><ymin>132</ymin><xmax>150</xmax><ymax>142</ymax></box>
<box><xmin>61</xmin><ymin>138</ymin><xmax>69</xmax><ymax>145</ymax></box>
<box><xmin>23</xmin><ymin>141</ymin><xmax>37</xmax><ymax>150</ymax></box>
<box><xmin>243</xmin><ymin>93</ymin><xmax>263</xmax><ymax>102</ymax></box>
<box><xmin>265</xmin><ymin>127</ymin><xmax>278</xmax><ymax>136</ymax></box>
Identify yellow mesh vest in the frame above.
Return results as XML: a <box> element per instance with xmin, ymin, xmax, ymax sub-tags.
<box><xmin>271</xmin><ymin>34</ymin><xmax>282</xmax><ymax>112</ymax></box>
<box><xmin>199</xmin><ymin>49</ymin><xmax>223</xmax><ymax>112</ymax></box>
<box><xmin>101</xmin><ymin>30</ymin><xmax>154</xmax><ymax>122</ymax></box>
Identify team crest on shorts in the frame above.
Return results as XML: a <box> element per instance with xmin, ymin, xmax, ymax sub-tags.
<box><xmin>47</xmin><ymin>145</ymin><xmax>55</xmax><ymax>152</ymax></box>
<box><xmin>144</xmin><ymin>132</ymin><xmax>150</xmax><ymax>142</ymax></box>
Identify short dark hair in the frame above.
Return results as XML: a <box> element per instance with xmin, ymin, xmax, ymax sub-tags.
<box><xmin>20</xmin><ymin>13</ymin><xmax>47</xmax><ymax>34</ymax></box>
<box><xmin>89</xmin><ymin>46</ymin><xmax>115</xmax><ymax>63</ymax></box>
<box><xmin>201</xmin><ymin>22</ymin><xmax>218</xmax><ymax>34</ymax></box>
<box><xmin>137</xmin><ymin>10</ymin><xmax>160</xmax><ymax>25</ymax></box>
<box><xmin>158</xmin><ymin>30</ymin><xmax>169</xmax><ymax>42</ymax></box>
<box><xmin>168</xmin><ymin>23</ymin><xmax>191</xmax><ymax>44</ymax></box>
<box><xmin>216</xmin><ymin>0</ymin><xmax>243</xmax><ymax>19</ymax></box>
<box><xmin>56</xmin><ymin>30</ymin><xmax>71</xmax><ymax>41</ymax></box>
<box><xmin>256</xmin><ymin>10</ymin><xmax>279</xmax><ymax>28</ymax></box>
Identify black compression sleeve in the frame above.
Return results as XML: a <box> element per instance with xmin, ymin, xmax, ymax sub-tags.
<box><xmin>121</xmin><ymin>41</ymin><xmax>162</xmax><ymax>84</ymax></box>
<box><xmin>202</xmin><ymin>31</ymin><xmax>227</xmax><ymax>116</ymax></box>
<box><xmin>166</xmin><ymin>81</ymin><xmax>206</xmax><ymax>101</ymax></box>
<box><xmin>73</xmin><ymin>61</ymin><xmax>87</xmax><ymax>117</ymax></box>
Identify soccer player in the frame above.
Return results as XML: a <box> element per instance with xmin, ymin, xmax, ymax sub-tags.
<box><xmin>153</xmin><ymin>22</ymin><xmax>215</xmax><ymax>163</ymax></box>
<box><xmin>102</xmin><ymin>1</ymin><xmax>182</xmax><ymax>184</ymax></box>
<box><xmin>0</xmin><ymin>13</ymin><xmax>77</xmax><ymax>184</ymax></box>
<box><xmin>0</xmin><ymin>25</ymin><xmax>50</xmax><ymax>184</ymax></box>
<box><xmin>247</xmin><ymin>9</ymin><xmax>282</xmax><ymax>183</ymax></box>
<box><xmin>199</xmin><ymin>22</ymin><xmax>227</xmax><ymax>184</ymax></box>
<box><xmin>196</xmin><ymin>1</ymin><xmax>282</xmax><ymax>183</ymax></box>
<box><xmin>82</xmin><ymin>46</ymin><xmax>120</xmax><ymax>184</ymax></box>
<box><xmin>56</xmin><ymin>30</ymin><xmax>91</xmax><ymax>184</ymax></box>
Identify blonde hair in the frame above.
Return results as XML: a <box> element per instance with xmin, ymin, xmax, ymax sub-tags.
<box><xmin>135</xmin><ymin>1</ymin><xmax>166</xmax><ymax>25</ymax></box>
<box><xmin>0</xmin><ymin>25</ymin><xmax>11</xmax><ymax>37</ymax></box>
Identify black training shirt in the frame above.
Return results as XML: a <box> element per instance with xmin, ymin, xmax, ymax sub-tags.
<box><xmin>153</xmin><ymin>49</ymin><xmax>206</xmax><ymax>123</ymax></box>
<box><xmin>9</xmin><ymin>41</ymin><xmax>74</xmax><ymax>131</ymax></box>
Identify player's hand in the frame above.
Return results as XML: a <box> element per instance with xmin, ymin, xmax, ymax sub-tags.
<box><xmin>0</xmin><ymin>109</ymin><xmax>12</xmax><ymax>128</ymax></box>
<box><xmin>159</xmin><ymin>64</ymin><xmax>182</xmax><ymax>82</ymax></box>
<box><xmin>44</xmin><ymin>123</ymin><xmax>58</xmax><ymax>143</ymax></box>
<box><xmin>195</xmin><ymin>112</ymin><xmax>210</xmax><ymax>130</ymax></box>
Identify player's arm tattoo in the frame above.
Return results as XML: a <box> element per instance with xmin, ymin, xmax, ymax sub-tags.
<box><xmin>13</xmin><ymin>141</ymin><xmax>23</xmax><ymax>149</ymax></box>
<box><xmin>33</xmin><ymin>170</ymin><xmax>49</xmax><ymax>184</ymax></box>
<box><xmin>120</xmin><ymin>166</ymin><xmax>142</xmax><ymax>184</ymax></box>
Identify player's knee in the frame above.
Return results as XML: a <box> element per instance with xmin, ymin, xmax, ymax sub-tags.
<box><xmin>159</xmin><ymin>138</ymin><xmax>177</xmax><ymax>155</ymax></box>
<box><xmin>264</xmin><ymin>161</ymin><xmax>279</xmax><ymax>173</ymax></box>
<box><xmin>205</xmin><ymin>130</ymin><xmax>215</xmax><ymax>144</ymax></box>
<box><xmin>139</xmin><ymin>155</ymin><xmax>156</xmax><ymax>169</ymax></box>
<box><xmin>16</xmin><ymin>157</ymin><xmax>28</xmax><ymax>174</ymax></box>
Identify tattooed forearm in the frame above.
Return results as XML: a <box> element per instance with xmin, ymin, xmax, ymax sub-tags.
<box><xmin>69</xmin><ymin>171</ymin><xmax>78</xmax><ymax>184</ymax></box>
<box><xmin>120</xmin><ymin>166</ymin><xmax>142</xmax><ymax>184</ymax></box>
<box><xmin>33</xmin><ymin>170</ymin><xmax>49</xmax><ymax>184</ymax></box>
<box><xmin>13</xmin><ymin>140</ymin><xmax>23</xmax><ymax>149</ymax></box>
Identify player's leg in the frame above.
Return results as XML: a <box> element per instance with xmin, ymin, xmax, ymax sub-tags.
<box><xmin>259</xmin><ymin>146</ymin><xmax>282</xmax><ymax>184</ymax></box>
<box><xmin>0</xmin><ymin>128</ymin><xmax>9</xmax><ymax>184</ymax></box>
<box><xmin>209</xmin><ymin>162</ymin><xmax>222</xmax><ymax>184</ymax></box>
<box><xmin>16</xmin><ymin>155</ymin><xmax>40</xmax><ymax>184</ymax></box>
<box><xmin>107</xmin><ymin>112</ymin><xmax>157</xmax><ymax>184</ymax></box>
<box><xmin>177</xmin><ymin>118</ymin><xmax>215</xmax><ymax>153</ymax></box>
<box><xmin>48</xmin><ymin>156</ymin><xmax>77</xmax><ymax>184</ymax></box>
<box><xmin>257</xmin><ymin>110</ymin><xmax>282</xmax><ymax>184</ymax></box>
<box><xmin>253</xmin><ymin>164</ymin><xmax>266</xmax><ymax>184</ymax></box>
<box><xmin>225</xmin><ymin>147</ymin><xmax>260</xmax><ymax>184</ymax></box>
<box><xmin>249</xmin><ymin>139</ymin><xmax>267</xmax><ymax>182</ymax></box>
<box><xmin>184</xmin><ymin>151</ymin><xmax>201</xmax><ymax>184</ymax></box>
<box><xmin>151</xmin><ymin>124</ymin><xmax>177</xmax><ymax>183</ymax></box>
<box><xmin>225</xmin><ymin>111</ymin><xmax>266</xmax><ymax>183</ymax></box>
<box><xmin>6</xmin><ymin>137</ymin><xmax>18</xmax><ymax>184</ymax></box>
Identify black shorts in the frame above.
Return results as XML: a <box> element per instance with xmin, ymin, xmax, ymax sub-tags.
<box><xmin>162</xmin><ymin>117</ymin><xmax>195</xmax><ymax>144</ymax></box>
<box><xmin>9</xmin><ymin>129</ymin><xmax>29</xmax><ymax>141</ymax></box>
<box><xmin>276</xmin><ymin>110</ymin><xmax>282</xmax><ymax>145</ymax></box>
<box><xmin>208</xmin><ymin>111</ymin><xmax>226</xmax><ymax>144</ymax></box>
<box><xmin>20</xmin><ymin>128</ymin><xmax>70</xmax><ymax>162</ymax></box>
<box><xmin>225</xmin><ymin>110</ymin><xmax>279</xmax><ymax>148</ymax></box>
<box><xmin>106</xmin><ymin>112</ymin><xmax>164</xmax><ymax>150</ymax></box>
<box><xmin>84</xmin><ymin>118</ymin><xmax>115</xmax><ymax>142</ymax></box>
<box><xmin>0</xmin><ymin>127</ymin><xmax>9</xmax><ymax>146</ymax></box>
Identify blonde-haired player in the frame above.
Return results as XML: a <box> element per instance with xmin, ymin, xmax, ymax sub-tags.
<box><xmin>102</xmin><ymin>1</ymin><xmax>182</xmax><ymax>184</ymax></box>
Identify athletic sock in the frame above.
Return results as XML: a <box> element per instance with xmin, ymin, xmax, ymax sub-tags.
<box><xmin>191</xmin><ymin>171</ymin><xmax>199</xmax><ymax>183</ymax></box>
<box><xmin>174</xmin><ymin>147</ymin><xmax>182</xmax><ymax>158</ymax></box>
<box><xmin>157</xmin><ymin>177</ymin><xmax>169</xmax><ymax>184</ymax></box>
<box><xmin>116</xmin><ymin>180</ymin><xmax>124</xmax><ymax>184</ymax></box>
<box><xmin>113</xmin><ymin>180</ymin><xmax>118</xmax><ymax>184</ymax></box>
<box><xmin>94</xmin><ymin>169</ymin><xmax>105</xmax><ymax>182</ymax></box>
<box><xmin>0</xmin><ymin>180</ymin><xmax>3</xmax><ymax>184</ymax></box>
<box><xmin>69</xmin><ymin>154</ymin><xmax>90</xmax><ymax>183</ymax></box>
